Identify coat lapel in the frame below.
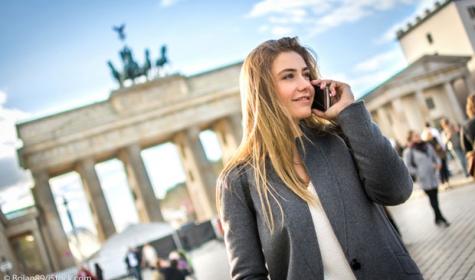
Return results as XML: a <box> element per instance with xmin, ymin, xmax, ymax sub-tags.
<box><xmin>296</xmin><ymin>127</ymin><xmax>349</xmax><ymax>255</ymax></box>
<box><xmin>266</xmin><ymin>162</ymin><xmax>323</xmax><ymax>278</ymax></box>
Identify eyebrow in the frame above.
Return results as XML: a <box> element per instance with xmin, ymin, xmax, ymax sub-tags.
<box><xmin>277</xmin><ymin>67</ymin><xmax>309</xmax><ymax>75</ymax></box>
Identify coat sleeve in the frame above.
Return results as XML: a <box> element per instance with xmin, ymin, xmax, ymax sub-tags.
<box><xmin>336</xmin><ymin>101</ymin><xmax>413</xmax><ymax>205</ymax></box>
<box><xmin>217</xmin><ymin>168</ymin><xmax>269</xmax><ymax>280</ymax></box>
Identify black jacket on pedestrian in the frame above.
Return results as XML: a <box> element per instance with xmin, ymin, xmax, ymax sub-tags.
<box><xmin>160</xmin><ymin>267</ymin><xmax>186</xmax><ymax>280</ymax></box>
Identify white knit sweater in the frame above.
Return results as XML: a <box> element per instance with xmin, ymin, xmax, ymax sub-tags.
<box><xmin>307</xmin><ymin>182</ymin><xmax>356</xmax><ymax>280</ymax></box>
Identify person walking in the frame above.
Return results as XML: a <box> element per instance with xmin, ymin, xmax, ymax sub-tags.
<box><xmin>403</xmin><ymin>130</ymin><xmax>450</xmax><ymax>227</ymax></box>
<box><xmin>141</xmin><ymin>243</ymin><xmax>159</xmax><ymax>269</ymax></box>
<box><xmin>94</xmin><ymin>263</ymin><xmax>104</xmax><ymax>280</ymax></box>
<box><xmin>422</xmin><ymin>129</ymin><xmax>450</xmax><ymax>187</ymax></box>
<box><xmin>160</xmin><ymin>259</ymin><xmax>186</xmax><ymax>280</ymax></box>
<box><xmin>217</xmin><ymin>37</ymin><xmax>422</xmax><ymax>280</ymax></box>
<box><xmin>461</xmin><ymin>94</ymin><xmax>475</xmax><ymax>177</ymax></box>
<box><xmin>440</xmin><ymin>118</ymin><xmax>468</xmax><ymax>177</ymax></box>
<box><xmin>125</xmin><ymin>247</ymin><xmax>143</xmax><ymax>280</ymax></box>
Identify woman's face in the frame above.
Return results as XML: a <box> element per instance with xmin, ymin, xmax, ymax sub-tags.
<box><xmin>411</xmin><ymin>132</ymin><xmax>421</xmax><ymax>143</ymax></box>
<box><xmin>271</xmin><ymin>51</ymin><xmax>314</xmax><ymax>121</ymax></box>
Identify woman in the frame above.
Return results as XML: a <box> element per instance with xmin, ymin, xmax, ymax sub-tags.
<box><xmin>403</xmin><ymin>130</ymin><xmax>450</xmax><ymax>227</ymax></box>
<box><xmin>461</xmin><ymin>94</ymin><xmax>475</xmax><ymax>175</ymax></box>
<box><xmin>440</xmin><ymin>118</ymin><xmax>468</xmax><ymax>177</ymax></box>
<box><xmin>217</xmin><ymin>37</ymin><xmax>421</xmax><ymax>280</ymax></box>
<box><xmin>421</xmin><ymin>129</ymin><xmax>450</xmax><ymax>186</ymax></box>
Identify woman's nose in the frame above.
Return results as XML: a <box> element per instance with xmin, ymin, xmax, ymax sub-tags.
<box><xmin>297</xmin><ymin>76</ymin><xmax>311</xmax><ymax>90</ymax></box>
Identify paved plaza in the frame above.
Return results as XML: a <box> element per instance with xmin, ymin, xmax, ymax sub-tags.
<box><xmin>189</xmin><ymin>183</ymin><xmax>475</xmax><ymax>280</ymax></box>
<box><xmin>131</xmin><ymin>180</ymin><xmax>475</xmax><ymax>280</ymax></box>
<box><xmin>389</xmin><ymin>181</ymin><xmax>475</xmax><ymax>280</ymax></box>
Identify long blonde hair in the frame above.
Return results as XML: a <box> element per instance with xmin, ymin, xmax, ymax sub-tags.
<box><xmin>217</xmin><ymin>37</ymin><xmax>334</xmax><ymax>232</ymax></box>
<box><xmin>466</xmin><ymin>94</ymin><xmax>475</xmax><ymax>118</ymax></box>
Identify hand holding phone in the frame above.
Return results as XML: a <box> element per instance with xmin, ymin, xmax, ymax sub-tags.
<box><xmin>311</xmin><ymin>79</ymin><xmax>355</xmax><ymax>120</ymax></box>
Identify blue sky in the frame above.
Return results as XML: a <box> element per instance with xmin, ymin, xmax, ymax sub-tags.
<box><xmin>0</xmin><ymin>0</ymin><xmax>440</xmax><ymax>233</ymax></box>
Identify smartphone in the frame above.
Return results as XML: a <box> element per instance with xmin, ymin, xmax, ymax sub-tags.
<box><xmin>312</xmin><ymin>85</ymin><xmax>331</xmax><ymax>111</ymax></box>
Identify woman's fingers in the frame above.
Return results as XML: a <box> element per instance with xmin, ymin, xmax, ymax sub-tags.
<box><xmin>329</xmin><ymin>81</ymin><xmax>337</xmax><ymax>97</ymax></box>
<box><xmin>312</xmin><ymin>79</ymin><xmax>339</xmax><ymax>94</ymax></box>
<box><xmin>311</xmin><ymin>109</ymin><xmax>326</xmax><ymax>118</ymax></box>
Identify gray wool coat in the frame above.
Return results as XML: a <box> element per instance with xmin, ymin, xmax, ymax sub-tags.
<box><xmin>218</xmin><ymin>101</ymin><xmax>423</xmax><ymax>280</ymax></box>
<box><xmin>402</xmin><ymin>145</ymin><xmax>440</xmax><ymax>190</ymax></box>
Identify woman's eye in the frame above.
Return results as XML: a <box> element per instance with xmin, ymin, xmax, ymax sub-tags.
<box><xmin>304</xmin><ymin>72</ymin><xmax>311</xmax><ymax>80</ymax></box>
<box><xmin>283</xmin><ymin>73</ymin><xmax>294</xmax><ymax>80</ymax></box>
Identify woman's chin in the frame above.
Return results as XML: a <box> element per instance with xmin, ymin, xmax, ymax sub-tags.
<box><xmin>293</xmin><ymin>111</ymin><xmax>312</xmax><ymax>121</ymax></box>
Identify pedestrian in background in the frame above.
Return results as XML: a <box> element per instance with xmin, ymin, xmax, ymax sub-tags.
<box><xmin>403</xmin><ymin>130</ymin><xmax>450</xmax><ymax>227</ymax></box>
<box><xmin>461</xmin><ymin>94</ymin><xmax>475</xmax><ymax>177</ymax></box>
<box><xmin>422</xmin><ymin>129</ymin><xmax>450</xmax><ymax>187</ymax></box>
<box><xmin>125</xmin><ymin>247</ymin><xmax>143</xmax><ymax>280</ymax></box>
<box><xmin>94</xmin><ymin>263</ymin><xmax>104</xmax><ymax>280</ymax></box>
<box><xmin>151</xmin><ymin>259</ymin><xmax>164</xmax><ymax>280</ymax></box>
<box><xmin>440</xmin><ymin>118</ymin><xmax>468</xmax><ymax>177</ymax></box>
<box><xmin>160</xmin><ymin>259</ymin><xmax>186</xmax><ymax>280</ymax></box>
<box><xmin>141</xmin><ymin>243</ymin><xmax>159</xmax><ymax>269</ymax></box>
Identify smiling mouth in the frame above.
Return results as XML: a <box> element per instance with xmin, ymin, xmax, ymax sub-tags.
<box><xmin>293</xmin><ymin>96</ymin><xmax>311</xmax><ymax>102</ymax></box>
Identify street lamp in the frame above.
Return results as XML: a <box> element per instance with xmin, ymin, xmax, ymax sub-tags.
<box><xmin>62</xmin><ymin>196</ymin><xmax>84</xmax><ymax>261</ymax></box>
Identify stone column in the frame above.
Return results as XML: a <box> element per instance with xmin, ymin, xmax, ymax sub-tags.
<box><xmin>32</xmin><ymin>227</ymin><xmax>53</xmax><ymax>273</ymax></box>
<box><xmin>229</xmin><ymin>113</ymin><xmax>243</xmax><ymax>143</ymax></box>
<box><xmin>119</xmin><ymin>144</ymin><xmax>164</xmax><ymax>222</ymax></box>
<box><xmin>212</xmin><ymin>115</ymin><xmax>242</xmax><ymax>163</ymax></box>
<box><xmin>390</xmin><ymin>99</ymin><xmax>411</xmax><ymax>142</ymax></box>
<box><xmin>174</xmin><ymin>128</ymin><xmax>217</xmax><ymax>221</ymax></box>
<box><xmin>463</xmin><ymin>71</ymin><xmax>475</xmax><ymax>95</ymax></box>
<box><xmin>376</xmin><ymin>107</ymin><xmax>395</xmax><ymax>139</ymax></box>
<box><xmin>76</xmin><ymin>158</ymin><xmax>116</xmax><ymax>241</ymax></box>
<box><xmin>444</xmin><ymin>81</ymin><xmax>466</xmax><ymax>123</ymax></box>
<box><xmin>400</xmin><ymin>96</ymin><xmax>423</xmax><ymax>131</ymax></box>
<box><xmin>31</xmin><ymin>171</ymin><xmax>75</xmax><ymax>270</ymax></box>
<box><xmin>0</xmin><ymin>216</ymin><xmax>18</xmax><ymax>274</ymax></box>
<box><xmin>415</xmin><ymin>89</ymin><xmax>430</xmax><ymax>117</ymax></box>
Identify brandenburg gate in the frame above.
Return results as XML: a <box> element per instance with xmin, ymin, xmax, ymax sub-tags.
<box><xmin>15</xmin><ymin>62</ymin><xmax>243</xmax><ymax>271</ymax></box>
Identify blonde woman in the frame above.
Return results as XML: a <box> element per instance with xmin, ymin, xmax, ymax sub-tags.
<box><xmin>461</xmin><ymin>95</ymin><xmax>475</xmax><ymax>156</ymax></box>
<box><xmin>216</xmin><ymin>37</ymin><xmax>422</xmax><ymax>280</ymax></box>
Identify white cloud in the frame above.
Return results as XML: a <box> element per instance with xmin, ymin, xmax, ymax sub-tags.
<box><xmin>160</xmin><ymin>0</ymin><xmax>182</xmax><ymax>7</ymax></box>
<box><xmin>0</xmin><ymin>90</ymin><xmax>29</xmax><ymax>158</ymax></box>
<box><xmin>247</xmin><ymin>0</ymin><xmax>423</xmax><ymax>37</ymax></box>
<box><xmin>0</xmin><ymin>89</ymin><xmax>33</xmax><ymax>213</ymax></box>
<box><xmin>320</xmin><ymin>48</ymin><xmax>407</xmax><ymax>98</ymax></box>
<box><xmin>271</xmin><ymin>26</ymin><xmax>294</xmax><ymax>36</ymax></box>
<box><xmin>354</xmin><ymin>48</ymin><xmax>403</xmax><ymax>72</ymax></box>
<box><xmin>0</xmin><ymin>180</ymin><xmax>34</xmax><ymax>213</ymax></box>
<box><xmin>350</xmin><ymin>51</ymin><xmax>408</xmax><ymax>96</ymax></box>
<box><xmin>258</xmin><ymin>25</ymin><xmax>270</xmax><ymax>33</ymax></box>
<box><xmin>247</xmin><ymin>0</ymin><xmax>322</xmax><ymax>18</ymax></box>
<box><xmin>0</xmin><ymin>90</ymin><xmax>6</xmax><ymax>105</ymax></box>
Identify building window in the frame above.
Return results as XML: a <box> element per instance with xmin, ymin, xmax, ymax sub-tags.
<box><xmin>468</xmin><ymin>6</ymin><xmax>475</xmax><ymax>19</ymax></box>
<box><xmin>425</xmin><ymin>97</ymin><xmax>436</xmax><ymax>110</ymax></box>
<box><xmin>426</xmin><ymin>33</ymin><xmax>433</xmax><ymax>44</ymax></box>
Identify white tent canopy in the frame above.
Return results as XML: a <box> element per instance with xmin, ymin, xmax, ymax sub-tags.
<box><xmin>94</xmin><ymin>222</ymin><xmax>176</xmax><ymax>279</ymax></box>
